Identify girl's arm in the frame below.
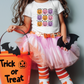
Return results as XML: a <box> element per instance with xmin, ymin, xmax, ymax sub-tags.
<box><xmin>7</xmin><ymin>16</ymin><xmax>31</xmax><ymax>34</ymax></box>
<box><xmin>58</xmin><ymin>12</ymin><xmax>68</xmax><ymax>44</ymax></box>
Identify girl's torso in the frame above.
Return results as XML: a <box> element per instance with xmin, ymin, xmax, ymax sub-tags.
<box><xmin>23</xmin><ymin>0</ymin><xmax>64</xmax><ymax>34</ymax></box>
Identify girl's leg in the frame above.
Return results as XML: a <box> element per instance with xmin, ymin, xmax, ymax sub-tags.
<box><xmin>55</xmin><ymin>68</ymin><xmax>73</xmax><ymax>84</ymax></box>
<box><xmin>38</xmin><ymin>65</ymin><xmax>49</xmax><ymax>84</ymax></box>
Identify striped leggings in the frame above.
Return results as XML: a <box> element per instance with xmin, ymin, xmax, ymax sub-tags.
<box><xmin>38</xmin><ymin>65</ymin><xmax>73</xmax><ymax>84</ymax></box>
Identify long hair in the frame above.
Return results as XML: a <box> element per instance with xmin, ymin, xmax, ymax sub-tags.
<box><xmin>12</xmin><ymin>0</ymin><xmax>70</xmax><ymax>25</ymax></box>
<box><xmin>59</xmin><ymin>0</ymin><xmax>70</xmax><ymax>18</ymax></box>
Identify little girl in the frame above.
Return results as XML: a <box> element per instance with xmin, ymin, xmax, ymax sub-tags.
<box><xmin>7</xmin><ymin>0</ymin><xmax>80</xmax><ymax>84</ymax></box>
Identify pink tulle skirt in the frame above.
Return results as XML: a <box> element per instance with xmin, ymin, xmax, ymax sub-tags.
<box><xmin>15</xmin><ymin>33</ymin><xmax>80</xmax><ymax>69</ymax></box>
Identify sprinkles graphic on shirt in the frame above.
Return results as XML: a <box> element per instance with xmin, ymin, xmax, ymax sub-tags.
<box><xmin>43</xmin><ymin>21</ymin><xmax>47</xmax><ymax>26</ymax></box>
<box><xmin>48</xmin><ymin>8</ymin><xmax>53</xmax><ymax>14</ymax></box>
<box><xmin>37</xmin><ymin>8</ymin><xmax>53</xmax><ymax>27</ymax></box>
<box><xmin>37</xmin><ymin>9</ymin><xmax>42</xmax><ymax>14</ymax></box>
<box><xmin>37</xmin><ymin>21</ymin><xmax>42</xmax><ymax>27</ymax></box>
<box><xmin>43</xmin><ymin>15</ymin><xmax>48</xmax><ymax>20</ymax></box>
<box><xmin>48</xmin><ymin>21</ymin><xmax>53</xmax><ymax>26</ymax></box>
<box><xmin>43</xmin><ymin>8</ymin><xmax>47</xmax><ymax>14</ymax></box>
<box><xmin>48</xmin><ymin>15</ymin><xmax>53</xmax><ymax>20</ymax></box>
<box><xmin>37</xmin><ymin>15</ymin><xmax>42</xmax><ymax>20</ymax></box>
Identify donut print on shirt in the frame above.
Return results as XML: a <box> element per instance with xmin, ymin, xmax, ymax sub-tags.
<box><xmin>37</xmin><ymin>8</ymin><xmax>53</xmax><ymax>27</ymax></box>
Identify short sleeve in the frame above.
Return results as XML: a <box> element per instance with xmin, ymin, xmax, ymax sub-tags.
<box><xmin>57</xmin><ymin>1</ymin><xmax>64</xmax><ymax>14</ymax></box>
<box><xmin>23</xmin><ymin>4</ymin><xmax>32</xmax><ymax>18</ymax></box>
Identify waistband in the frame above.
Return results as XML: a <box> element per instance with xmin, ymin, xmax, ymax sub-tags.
<box><xmin>30</xmin><ymin>31</ymin><xmax>61</xmax><ymax>38</ymax></box>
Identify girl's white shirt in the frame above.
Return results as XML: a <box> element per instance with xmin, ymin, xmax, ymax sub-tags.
<box><xmin>23</xmin><ymin>0</ymin><xmax>64</xmax><ymax>34</ymax></box>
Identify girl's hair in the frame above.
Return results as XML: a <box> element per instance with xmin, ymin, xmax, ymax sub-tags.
<box><xmin>12</xmin><ymin>0</ymin><xmax>70</xmax><ymax>25</ymax></box>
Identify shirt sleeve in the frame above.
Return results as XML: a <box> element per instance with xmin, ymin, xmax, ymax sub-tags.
<box><xmin>23</xmin><ymin>4</ymin><xmax>32</xmax><ymax>18</ymax></box>
<box><xmin>57</xmin><ymin>1</ymin><xmax>64</xmax><ymax>14</ymax></box>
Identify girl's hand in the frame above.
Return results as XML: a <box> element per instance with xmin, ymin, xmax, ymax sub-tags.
<box><xmin>62</xmin><ymin>37</ymin><xmax>68</xmax><ymax>51</ymax></box>
<box><xmin>7</xmin><ymin>25</ymin><xmax>17</xmax><ymax>32</ymax></box>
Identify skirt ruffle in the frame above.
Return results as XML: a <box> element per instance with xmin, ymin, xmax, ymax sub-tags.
<box><xmin>15</xmin><ymin>33</ymin><xmax>80</xmax><ymax>69</ymax></box>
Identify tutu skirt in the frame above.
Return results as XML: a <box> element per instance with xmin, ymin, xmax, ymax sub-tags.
<box><xmin>15</xmin><ymin>33</ymin><xmax>80</xmax><ymax>69</ymax></box>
